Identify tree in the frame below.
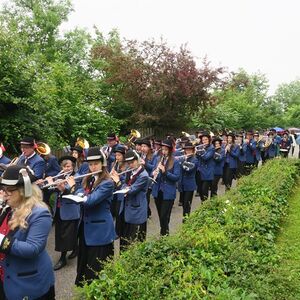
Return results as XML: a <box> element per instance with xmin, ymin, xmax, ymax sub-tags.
<box><xmin>91</xmin><ymin>35</ymin><xmax>225</xmax><ymax>134</ymax></box>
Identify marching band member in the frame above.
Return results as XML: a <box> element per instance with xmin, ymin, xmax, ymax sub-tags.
<box><xmin>0</xmin><ymin>144</ymin><xmax>10</xmax><ymax>176</ymax></box>
<box><xmin>152</xmin><ymin>140</ymin><xmax>162</xmax><ymax>161</ymax></box>
<box><xmin>253</xmin><ymin>132</ymin><xmax>262</xmax><ymax>166</ymax></box>
<box><xmin>264</xmin><ymin>130</ymin><xmax>280</xmax><ymax>161</ymax></box>
<box><xmin>152</xmin><ymin>139</ymin><xmax>180</xmax><ymax>236</ymax></box>
<box><xmin>177</xmin><ymin>142</ymin><xmax>198</xmax><ymax>221</ymax></box>
<box><xmin>110</xmin><ymin>144</ymin><xmax>127</xmax><ymax>237</ymax></box>
<box><xmin>279</xmin><ymin>132</ymin><xmax>291</xmax><ymax>158</ymax></box>
<box><xmin>140</xmin><ymin>139</ymin><xmax>155</xmax><ymax>221</ymax></box>
<box><xmin>106</xmin><ymin>133</ymin><xmax>119</xmax><ymax>172</ymax></box>
<box><xmin>223</xmin><ymin>133</ymin><xmax>240</xmax><ymax>190</ymax></box>
<box><xmin>0</xmin><ymin>165</ymin><xmax>54</xmax><ymax>299</ymax></box>
<box><xmin>17</xmin><ymin>137</ymin><xmax>46</xmax><ymax>180</ymax></box>
<box><xmin>211</xmin><ymin>137</ymin><xmax>225</xmax><ymax>197</ymax></box>
<box><xmin>244</xmin><ymin>131</ymin><xmax>258</xmax><ymax>175</ymax></box>
<box><xmin>113</xmin><ymin>150</ymin><xmax>149</xmax><ymax>248</ymax></box>
<box><xmin>52</xmin><ymin>155</ymin><xmax>80</xmax><ymax>271</ymax></box>
<box><xmin>71</xmin><ymin>145</ymin><xmax>89</xmax><ymax>176</ymax></box>
<box><xmin>236</xmin><ymin>133</ymin><xmax>246</xmax><ymax>178</ymax></box>
<box><xmin>72</xmin><ymin>147</ymin><xmax>116</xmax><ymax>287</ymax></box>
<box><xmin>195</xmin><ymin>132</ymin><xmax>215</xmax><ymax>202</ymax></box>
<box><xmin>38</xmin><ymin>144</ymin><xmax>60</xmax><ymax>213</ymax></box>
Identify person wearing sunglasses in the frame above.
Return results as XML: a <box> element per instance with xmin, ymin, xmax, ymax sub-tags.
<box><xmin>0</xmin><ymin>165</ymin><xmax>54</xmax><ymax>300</ymax></box>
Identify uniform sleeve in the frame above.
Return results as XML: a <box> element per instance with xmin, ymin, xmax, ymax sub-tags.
<box><xmin>84</xmin><ymin>180</ymin><xmax>114</xmax><ymax>207</ymax></box>
<box><xmin>33</xmin><ymin>159</ymin><xmax>46</xmax><ymax>180</ymax></box>
<box><xmin>165</xmin><ymin>160</ymin><xmax>180</xmax><ymax>182</ymax></box>
<box><xmin>127</xmin><ymin>174</ymin><xmax>149</xmax><ymax>196</ymax></box>
<box><xmin>8</xmin><ymin>209</ymin><xmax>52</xmax><ymax>258</ymax></box>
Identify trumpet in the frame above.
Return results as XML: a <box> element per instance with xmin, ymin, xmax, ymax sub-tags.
<box><xmin>174</xmin><ymin>153</ymin><xmax>194</xmax><ymax>160</ymax></box>
<box><xmin>41</xmin><ymin>171</ymin><xmax>101</xmax><ymax>189</ymax></box>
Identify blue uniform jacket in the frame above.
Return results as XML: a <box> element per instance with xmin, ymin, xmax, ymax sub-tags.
<box><xmin>54</xmin><ymin>187</ymin><xmax>81</xmax><ymax>221</ymax></box>
<box><xmin>197</xmin><ymin>145</ymin><xmax>215</xmax><ymax>181</ymax></box>
<box><xmin>178</xmin><ymin>156</ymin><xmax>198</xmax><ymax>192</ymax></box>
<box><xmin>225</xmin><ymin>145</ymin><xmax>240</xmax><ymax>169</ymax></box>
<box><xmin>238</xmin><ymin>144</ymin><xmax>247</xmax><ymax>162</ymax></box>
<box><xmin>213</xmin><ymin>148</ymin><xmax>225</xmax><ymax>176</ymax></box>
<box><xmin>44</xmin><ymin>155</ymin><xmax>60</xmax><ymax>177</ymax></box>
<box><xmin>1</xmin><ymin>206</ymin><xmax>54</xmax><ymax>300</ymax></box>
<box><xmin>245</xmin><ymin>140</ymin><xmax>257</xmax><ymax>164</ymax></box>
<box><xmin>151</xmin><ymin>158</ymin><xmax>180</xmax><ymax>200</ymax></box>
<box><xmin>77</xmin><ymin>179</ymin><xmax>116</xmax><ymax>246</ymax></box>
<box><xmin>123</xmin><ymin>169</ymin><xmax>149</xmax><ymax>224</ymax></box>
<box><xmin>266</xmin><ymin>140</ymin><xmax>279</xmax><ymax>158</ymax></box>
<box><xmin>144</xmin><ymin>156</ymin><xmax>155</xmax><ymax>176</ymax></box>
<box><xmin>17</xmin><ymin>153</ymin><xmax>46</xmax><ymax>180</ymax></box>
<box><xmin>0</xmin><ymin>155</ymin><xmax>11</xmax><ymax>176</ymax></box>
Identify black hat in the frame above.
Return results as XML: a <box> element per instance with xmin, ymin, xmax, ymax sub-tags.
<box><xmin>0</xmin><ymin>165</ymin><xmax>36</xmax><ymax>198</ymax></box>
<box><xmin>140</xmin><ymin>139</ymin><xmax>151</xmax><ymax>148</ymax></box>
<box><xmin>246</xmin><ymin>130</ymin><xmax>254</xmax><ymax>135</ymax></box>
<box><xmin>58</xmin><ymin>155</ymin><xmax>77</xmax><ymax>165</ymax></box>
<box><xmin>124</xmin><ymin>150</ymin><xmax>140</xmax><ymax>162</ymax></box>
<box><xmin>70</xmin><ymin>145</ymin><xmax>83</xmax><ymax>153</ymax></box>
<box><xmin>154</xmin><ymin>140</ymin><xmax>161</xmax><ymax>145</ymax></box>
<box><xmin>179</xmin><ymin>137</ymin><xmax>189</xmax><ymax>144</ymax></box>
<box><xmin>161</xmin><ymin>139</ymin><xmax>173</xmax><ymax>149</ymax></box>
<box><xmin>113</xmin><ymin>144</ymin><xmax>126</xmax><ymax>155</ymax></box>
<box><xmin>20</xmin><ymin>137</ymin><xmax>36</xmax><ymax>147</ymax></box>
<box><xmin>182</xmin><ymin>142</ymin><xmax>195</xmax><ymax>149</ymax></box>
<box><xmin>85</xmin><ymin>147</ymin><xmax>107</xmax><ymax>166</ymax></box>
<box><xmin>107</xmin><ymin>133</ymin><xmax>117</xmax><ymax>141</ymax></box>
<box><xmin>254</xmin><ymin>131</ymin><xmax>259</xmax><ymax>136</ymax></box>
<box><xmin>200</xmin><ymin>131</ymin><xmax>211</xmax><ymax>139</ymax></box>
<box><xmin>212</xmin><ymin>137</ymin><xmax>223</xmax><ymax>145</ymax></box>
<box><xmin>134</xmin><ymin>138</ymin><xmax>143</xmax><ymax>145</ymax></box>
<box><xmin>236</xmin><ymin>132</ymin><xmax>243</xmax><ymax>137</ymax></box>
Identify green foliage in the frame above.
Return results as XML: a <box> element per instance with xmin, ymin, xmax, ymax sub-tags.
<box><xmin>192</xmin><ymin>69</ymin><xmax>278</xmax><ymax>131</ymax></box>
<box><xmin>77</xmin><ymin>159</ymin><xmax>300</xmax><ymax>299</ymax></box>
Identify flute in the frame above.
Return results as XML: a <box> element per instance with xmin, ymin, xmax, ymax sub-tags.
<box><xmin>42</xmin><ymin>171</ymin><xmax>101</xmax><ymax>189</ymax></box>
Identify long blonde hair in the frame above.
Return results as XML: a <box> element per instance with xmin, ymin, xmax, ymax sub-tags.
<box><xmin>9</xmin><ymin>184</ymin><xmax>49</xmax><ymax>231</ymax></box>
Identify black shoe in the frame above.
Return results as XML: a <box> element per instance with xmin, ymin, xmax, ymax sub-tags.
<box><xmin>68</xmin><ymin>249</ymin><xmax>78</xmax><ymax>259</ymax></box>
<box><xmin>54</xmin><ymin>258</ymin><xmax>67</xmax><ymax>271</ymax></box>
<box><xmin>178</xmin><ymin>202</ymin><xmax>183</xmax><ymax>206</ymax></box>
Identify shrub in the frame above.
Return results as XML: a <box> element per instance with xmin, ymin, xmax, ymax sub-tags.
<box><xmin>77</xmin><ymin>159</ymin><xmax>300</xmax><ymax>299</ymax></box>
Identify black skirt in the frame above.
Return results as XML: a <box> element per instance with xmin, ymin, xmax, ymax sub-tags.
<box><xmin>75</xmin><ymin>223</ymin><xmax>114</xmax><ymax>287</ymax></box>
<box><xmin>55</xmin><ymin>207</ymin><xmax>79</xmax><ymax>252</ymax></box>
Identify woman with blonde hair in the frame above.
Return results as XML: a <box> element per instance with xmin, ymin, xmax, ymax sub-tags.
<box><xmin>0</xmin><ymin>165</ymin><xmax>54</xmax><ymax>300</ymax></box>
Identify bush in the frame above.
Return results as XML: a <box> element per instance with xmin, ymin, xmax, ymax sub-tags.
<box><xmin>77</xmin><ymin>159</ymin><xmax>300</xmax><ymax>299</ymax></box>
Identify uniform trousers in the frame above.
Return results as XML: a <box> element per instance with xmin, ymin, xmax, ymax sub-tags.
<box><xmin>211</xmin><ymin>175</ymin><xmax>222</xmax><ymax>197</ymax></box>
<box><xmin>196</xmin><ymin>171</ymin><xmax>212</xmax><ymax>201</ymax></box>
<box><xmin>155</xmin><ymin>191</ymin><xmax>174</xmax><ymax>236</ymax></box>
<box><xmin>223</xmin><ymin>163</ymin><xmax>235</xmax><ymax>190</ymax></box>
<box><xmin>75</xmin><ymin>223</ymin><xmax>114</xmax><ymax>287</ymax></box>
<box><xmin>180</xmin><ymin>191</ymin><xmax>194</xmax><ymax>219</ymax></box>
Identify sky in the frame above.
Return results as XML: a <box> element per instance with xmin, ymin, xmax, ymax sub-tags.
<box><xmin>2</xmin><ymin>0</ymin><xmax>300</xmax><ymax>95</ymax></box>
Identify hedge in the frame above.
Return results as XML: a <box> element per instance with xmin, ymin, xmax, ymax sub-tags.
<box><xmin>77</xmin><ymin>159</ymin><xmax>300</xmax><ymax>300</ymax></box>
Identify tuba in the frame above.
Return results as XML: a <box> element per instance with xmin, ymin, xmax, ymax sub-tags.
<box><xmin>36</xmin><ymin>142</ymin><xmax>51</xmax><ymax>156</ymax></box>
<box><xmin>75</xmin><ymin>137</ymin><xmax>89</xmax><ymax>149</ymax></box>
<box><xmin>126</xmin><ymin>129</ymin><xmax>141</xmax><ymax>148</ymax></box>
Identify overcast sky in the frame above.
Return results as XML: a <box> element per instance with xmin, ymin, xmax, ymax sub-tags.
<box><xmin>2</xmin><ymin>0</ymin><xmax>300</xmax><ymax>95</ymax></box>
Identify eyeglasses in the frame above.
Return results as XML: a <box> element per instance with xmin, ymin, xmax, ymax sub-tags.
<box><xmin>2</xmin><ymin>187</ymin><xmax>19</xmax><ymax>194</ymax></box>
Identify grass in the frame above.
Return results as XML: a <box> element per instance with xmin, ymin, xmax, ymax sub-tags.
<box><xmin>264</xmin><ymin>181</ymin><xmax>300</xmax><ymax>299</ymax></box>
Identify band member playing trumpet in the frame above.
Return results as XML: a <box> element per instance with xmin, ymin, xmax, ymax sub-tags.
<box><xmin>50</xmin><ymin>155</ymin><xmax>80</xmax><ymax>271</ymax></box>
<box><xmin>211</xmin><ymin>137</ymin><xmax>225</xmax><ymax>197</ymax></box>
<box><xmin>17</xmin><ymin>137</ymin><xmax>46</xmax><ymax>180</ymax></box>
<box><xmin>152</xmin><ymin>139</ymin><xmax>180</xmax><ymax>236</ymax></box>
<box><xmin>177</xmin><ymin>142</ymin><xmax>198</xmax><ymax>221</ymax></box>
<box><xmin>195</xmin><ymin>132</ymin><xmax>215</xmax><ymax>202</ymax></box>
<box><xmin>72</xmin><ymin>147</ymin><xmax>116</xmax><ymax>287</ymax></box>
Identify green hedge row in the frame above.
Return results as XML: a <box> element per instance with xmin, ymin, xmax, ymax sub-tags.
<box><xmin>78</xmin><ymin>159</ymin><xmax>300</xmax><ymax>299</ymax></box>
